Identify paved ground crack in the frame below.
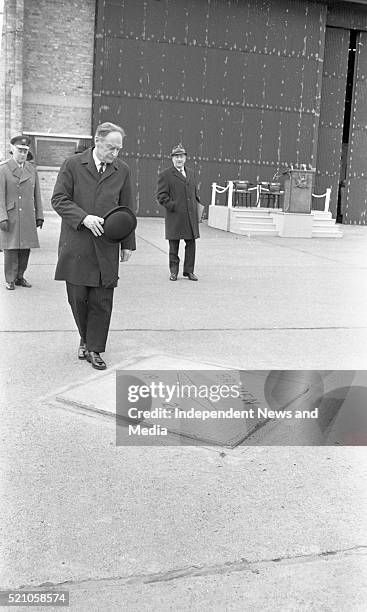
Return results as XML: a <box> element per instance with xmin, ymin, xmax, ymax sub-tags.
<box><xmin>16</xmin><ymin>544</ymin><xmax>367</xmax><ymax>591</ymax></box>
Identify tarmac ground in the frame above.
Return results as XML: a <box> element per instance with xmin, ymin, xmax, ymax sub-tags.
<box><xmin>1</xmin><ymin>214</ymin><xmax>367</xmax><ymax>610</ymax></box>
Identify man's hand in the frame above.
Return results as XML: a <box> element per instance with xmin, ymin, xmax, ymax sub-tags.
<box><xmin>0</xmin><ymin>220</ymin><xmax>9</xmax><ymax>232</ymax></box>
<box><xmin>120</xmin><ymin>249</ymin><xmax>132</xmax><ymax>262</ymax></box>
<box><xmin>36</xmin><ymin>219</ymin><xmax>44</xmax><ymax>229</ymax></box>
<box><xmin>82</xmin><ymin>215</ymin><xmax>105</xmax><ymax>236</ymax></box>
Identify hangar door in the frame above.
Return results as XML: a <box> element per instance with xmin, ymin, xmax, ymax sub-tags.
<box><xmin>93</xmin><ymin>0</ymin><xmax>326</xmax><ymax>216</ymax></box>
<box><xmin>345</xmin><ymin>30</ymin><xmax>367</xmax><ymax>224</ymax></box>
<box><xmin>315</xmin><ymin>28</ymin><xmax>349</xmax><ymax>218</ymax></box>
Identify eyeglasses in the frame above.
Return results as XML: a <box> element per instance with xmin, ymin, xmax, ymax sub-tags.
<box><xmin>103</xmin><ymin>144</ymin><xmax>123</xmax><ymax>153</ymax></box>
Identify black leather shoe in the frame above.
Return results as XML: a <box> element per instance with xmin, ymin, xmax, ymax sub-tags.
<box><xmin>169</xmin><ymin>272</ymin><xmax>178</xmax><ymax>281</ymax></box>
<box><xmin>85</xmin><ymin>350</ymin><xmax>107</xmax><ymax>370</ymax></box>
<box><xmin>15</xmin><ymin>277</ymin><xmax>32</xmax><ymax>287</ymax></box>
<box><xmin>183</xmin><ymin>272</ymin><xmax>198</xmax><ymax>281</ymax></box>
<box><xmin>6</xmin><ymin>282</ymin><xmax>15</xmax><ymax>290</ymax></box>
<box><xmin>78</xmin><ymin>341</ymin><xmax>87</xmax><ymax>360</ymax></box>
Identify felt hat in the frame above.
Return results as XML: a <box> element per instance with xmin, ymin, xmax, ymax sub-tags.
<box><xmin>171</xmin><ymin>143</ymin><xmax>186</xmax><ymax>156</ymax></box>
<box><xmin>10</xmin><ymin>134</ymin><xmax>31</xmax><ymax>148</ymax></box>
<box><xmin>103</xmin><ymin>206</ymin><xmax>137</xmax><ymax>243</ymax></box>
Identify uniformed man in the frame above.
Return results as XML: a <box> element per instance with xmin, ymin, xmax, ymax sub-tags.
<box><xmin>157</xmin><ymin>144</ymin><xmax>201</xmax><ymax>281</ymax></box>
<box><xmin>0</xmin><ymin>135</ymin><xmax>44</xmax><ymax>290</ymax></box>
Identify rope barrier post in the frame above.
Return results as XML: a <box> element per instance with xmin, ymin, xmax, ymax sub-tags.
<box><xmin>211</xmin><ymin>183</ymin><xmax>217</xmax><ymax>207</ymax></box>
<box><xmin>228</xmin><ymin>181</ymin><xmax>234</xmax><ymax>208</ymax></box>
<box><xmin>324</xmin><ymin>187</ymin><xmax>331</xmax><ymax>213</ymax></box>
<box><xmin>256</xmin><ymin>185</ymin><xmax>261</xmax><ymax>207</ymax></box>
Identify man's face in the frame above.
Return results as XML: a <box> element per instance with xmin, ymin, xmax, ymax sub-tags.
<box><xmin>172</xmin><ymin>154</ymin><xmax>186</xmax><ymax>171</ymax></box>
<box><xmin>95</xmin><ymin>131</ymin><xmax>123</xmax><ymax>163</ymax></box>
<box><xmin>11</xmin><ymin>145</ymin><xmax>29</xmax><ymax>165</ymax></box>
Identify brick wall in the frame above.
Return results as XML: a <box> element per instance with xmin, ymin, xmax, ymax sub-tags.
<box><xmin>23</xmin><ymin>0</ymin><xmax>95</xmax><ymax>135</ymax></box>
<box><xmin>0</xmin><ymin>0</ymin><xmax>24</xmax><ymax>159</ymax></box>
<box><xmin>22</xmin><ymin>0</ymin><xmax>95</xmax><ymax>208</ymax></box>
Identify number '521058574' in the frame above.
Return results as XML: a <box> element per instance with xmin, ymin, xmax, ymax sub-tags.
<box><xmin>0</xmin><ymin>590</ymin><xmax>69</xmax><ymax>606</ymax></box>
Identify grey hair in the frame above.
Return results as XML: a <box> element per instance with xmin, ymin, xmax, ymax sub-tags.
<box><xmin>95</xmin><ymin>122</ymin><xmax>126</xmax><ymax>139</ymax></box>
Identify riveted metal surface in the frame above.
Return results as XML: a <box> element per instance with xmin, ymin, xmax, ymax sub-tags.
<box><xmin>327</xmin><ymin>2</ymin><xmax>367</xmax><ymax>31</ymax></box>
<box><xmin>345</xmin><ymin>30</ymin><xmax>367</xmax><ymax>225</ymax></box>
<box><xmin>93</xmin><ymin>0</ymin><xmax>327</xmax><ymax>216</ymax></box>
<box><xmin>315</xmin><ymin>27</ymin><xmax>349</xmax><ymax>215</ymax></box>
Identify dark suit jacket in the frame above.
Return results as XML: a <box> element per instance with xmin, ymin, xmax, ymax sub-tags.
<box><xmin>157</xmin><ymin>165</ymin><xmax>200</xmax><ymax>240</ymax></box>
<box><xmin>51</xmin><ymin>148</ymin><xmax>136</xmax><ymax>287</ymax></box>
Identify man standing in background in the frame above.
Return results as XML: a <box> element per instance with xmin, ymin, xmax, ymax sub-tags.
<box><xmin>0</xmin><ymin>135</ymin><xmax>44</xmax><ymax>290</ymax></box>
<box><xmin>157</xmin><ymin>144</ymin><xmax>201</xmax><ymax>282</ymax></box>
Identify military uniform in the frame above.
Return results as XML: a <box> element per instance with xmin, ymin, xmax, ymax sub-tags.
<box><xmin>0</xmin><ymin>135</ymin><xmax>43</xmax><ymax>289</ymax></box>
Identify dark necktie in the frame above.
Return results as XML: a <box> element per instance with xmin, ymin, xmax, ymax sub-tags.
<box><xmin>99</xmin><ymin>163</ymin><xmax>105</xmax><ymax>174</ymax></box>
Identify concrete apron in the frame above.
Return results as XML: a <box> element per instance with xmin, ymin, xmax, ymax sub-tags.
<box><xmin>40</xmin><ymin>354</ymin><xmax>360</xmax><ymax>448</ymax></box>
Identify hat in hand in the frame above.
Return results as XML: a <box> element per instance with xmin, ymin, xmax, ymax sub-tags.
<box><xmin>10</xmin><ymin>134</ymin><xmax>31</xmax><ymax>148</ymax></box>
<box><xmin>171</xmin><ymin>143</ymin><xmax>186</xmax><ymax>156</ymax></box>
<box><xmin>103</xmin><ymin>206</ymin><xmax>137</xmax><ymax>243</ymax></box>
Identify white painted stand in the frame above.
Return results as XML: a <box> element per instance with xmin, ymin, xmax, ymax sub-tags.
<box><xmin>272</xmin><ymin>211</ymin><xmax>314</xmax><ymax>238</ymax></box>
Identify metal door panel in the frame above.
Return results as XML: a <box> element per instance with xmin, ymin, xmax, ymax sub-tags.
<box><xmin>315</xmin><ymin>27</ymin><xmax>349</xmax><ymax>214</ymax></box>
<box><xmin>143</xmin><ymin>0</ymin><xmax>167</xmax><ymax>41</ymax></box>
<box><xmin>103</xmin><ymin>3</ymin><xmax>124</xmax><ymax>36</ymax></box>
<box><xmin>261</xmin><ymin>111</ymin><xmax>283</xmax><ymax>167</ymax></box>
<box><xmin>267</xmin><ymin>0</ymin><xmax>297</xmax><ymax>54</ymax></box>
<box><xmin>179</xmin><ymin>0</ymin><xmax>211</xmax><ymax>46</ymax></box>
<box><xmin>164</xmin><ymin>0</ymin><xmax>196</xmax><ymax>43</ymax></box>
<box><xmin>180</xmin><ymin>47</ymin><xmax>207</xmax><ymax>100</ymax></box>
<box><xmin>200</xmin><ymin>106</ymin><xmax>225</xmax><ymax>161</ymax></box>
<box><xmin>94</xmin><ymin>0</ymin><xmax>326</xmax><ymax>216</ymax></box>
<box><xmin>301</xmin><ymin>63</ymin><xmax>323</xmax><ymax>111</ymax></box>
<box><xmin>262</xmin><ymin>56</ymin><xmax>286</xmax><ymax>107</ymax></box>
<box><xmin>242</xmin><ymin>108</ymin><xmax>263</xmax><ymax>166</ymax></box>
<box><xmin>278</xmin><ymin>111</ymin><xmax>300</xmax><ymax>165</ymax></box>
<box><xmin>345</xmin><ymin>180</ymin><xmax>367</xmax><ymax>225</ymax></box>
<box><xmin>299</xmin><ymin>115</ymin><xmax>317</xmax><ymax>163</ymax></box>
<box><xmin>119</xmin><ymin>0</ymin><xmax>145</xmax><ymax>39</ymax></box>
<box><xmin>221</xmin><ymin>107</ymin><xmax>243</xmax><ymax>162</ymax></box>
<box><xmin>244</xmin><ymin>2</ymin><xmax>271</xmax><ymax>51</ymax></box>
<box><xmin>346</xmin><ymin>31</ymin><xmax>367</xmax><ymax>223</ymax></box>
<box><xmin>203</xmin><ymin>48</ymin><xmax>234</xmax><ymax>103</ymax></box>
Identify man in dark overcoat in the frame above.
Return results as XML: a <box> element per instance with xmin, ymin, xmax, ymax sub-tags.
<box><xmin>0</xmin><ymin>135</ymin><xmax>44</xmax><ymax>290</ymax></box>
<box><xmin>157</xmin><ymin>144</ymin><xmax>200</xmax><ymax>281</ymax></box>
<box><xmin>51</xmin><ymin>122</ymin><xmax>136</xmax><ymax>370</ymax></box>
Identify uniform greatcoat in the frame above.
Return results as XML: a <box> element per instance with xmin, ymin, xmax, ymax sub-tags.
<box><xmin>0</xmin><ymin>158</ymin><xmax>43</xmax><ymax>250</ymax></box>
<box><xmin>157</xmin><ymin>166</ymin><xmax>200</xmax><ymax>240</ymax></box>
<box><xmin>51</xmin><ymin>148</ymin><xmax>136</xmax><ymax>288</ymax></box>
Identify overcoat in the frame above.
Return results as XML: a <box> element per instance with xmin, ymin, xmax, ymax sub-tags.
<box><xmin>0</xmin><ymin>158</ymin><xmax>43</xmax><ymax>250</ymax></box>
<box><xmin>157</xmin><ymin>166</ymin><xmax>200</xmax><ymax>240</ymax></box>
<box><xmin>51</xmin><ymin>148</ymin><xmax>136</xmax><ymax>288</ymax></box>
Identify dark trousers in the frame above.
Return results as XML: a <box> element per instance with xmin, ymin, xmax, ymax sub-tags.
<box><xmin>169</xmin><ymin>239</ymin><xmax>196</xmax><ymax>274</ymax></box>
<box><xmin>66</xmin><ymin>282</ymin><xmax>114</xmax><ymax>353</ymax></box>
<box><xmin>4</xmin><ymin>249</ymin><xmax>30</xmax><ymax>283</ymax></box>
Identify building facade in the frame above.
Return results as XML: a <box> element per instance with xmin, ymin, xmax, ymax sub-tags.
<box><xmin>1</xmin><ymin>0</ymin><xmax>367</xmax><ymax>224</ymax></box>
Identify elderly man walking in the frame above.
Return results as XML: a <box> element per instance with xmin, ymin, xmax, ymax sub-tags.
<box><xmin>0</xmin><ymin>135</ymin><xmax>44</xmax><ymax>290</ymax></box>
<box><xmin>51</xmin><ymin>121</ymin><xmax>136</xmax><ymax>370</ymax></box>
<box><xmin>157</xmin><ymin>144</ymin><xmax>201</xmax><ymax>281</ymax></box>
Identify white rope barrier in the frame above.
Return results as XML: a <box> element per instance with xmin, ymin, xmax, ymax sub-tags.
<box><xmin>214</xmin><ymin>184</ymin><xmax>230</xmax><ymax>193</ymax></box>
<box><xmin>211</xmin><ymin>181</ymin><xmax>233</xmax><ymax>206</ymax></box>
<box><xmin>312</xmin><ymin>187</ymin><xmax>331</xmax><ymax>213</ymax></box>
<box><xmin>212</xmin><ymin>181</ymin><xmax>331</xmax><ymax>211</ymax></box>
<box><xmin>211</xmin><ymin>182</ymin><xmax>230</xmax><ymax>206</ymax></box>
<box><xmin>211</xmin><ymin>182</ymin><xmax>271</xmax><ymax>207</ymax></box>
<box><xmin>246</xmin><ymin>185</ymin><xmax>270</xmax><ymax>207</ymax></box>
